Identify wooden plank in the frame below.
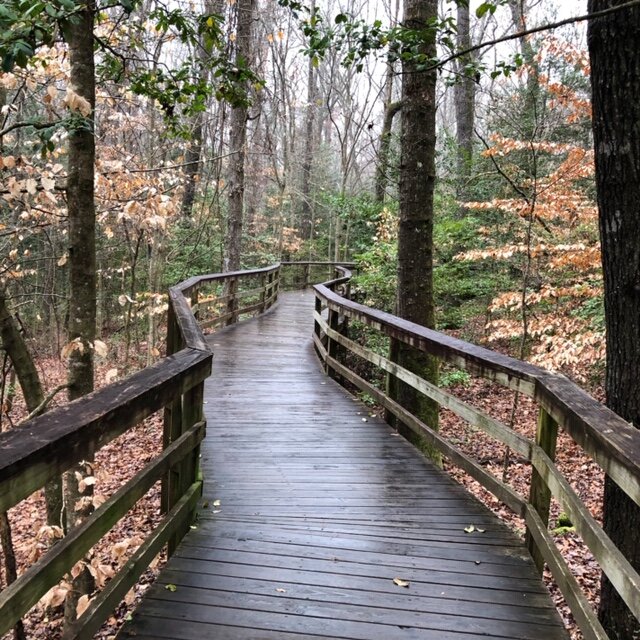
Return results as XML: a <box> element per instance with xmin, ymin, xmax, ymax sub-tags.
<box><xmin>324</xmin><ymin>352</ymin><xmax>526</xmax><ymax>516</ymax></box>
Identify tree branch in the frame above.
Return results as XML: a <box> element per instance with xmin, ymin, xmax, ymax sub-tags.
<box><xmin>436</xmin><ymin>0</ymin><xmax>640</xmax><ymax>71</ymax></box>
<box><xmin>18</xmin><ymin>383</ymin><xmax>71</xmax><ymax>424</ymax></box>
<box><xmin>0</xmin><ymin>119</ymin><xmax>62</xmax><ymax>138</ymax></box>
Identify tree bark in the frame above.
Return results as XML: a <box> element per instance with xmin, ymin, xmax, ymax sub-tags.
<box><xmin>454</xmin><ymin>1</ymin><xmax>474</xmax><ymax>202</ymax></box>
<box><xmin>224</xmin><ymin>0</ymin><xmax>255</xmax><ymax>272</ymax></box>
<box><xmin>0</xmin><ymin>357</ymin><xmax>25</xmax><ymax>640</ymax></box>
<box><xmin>375</xmin><ymin>100</ymin><xmax>402</xmax><ymax>204</ymax></box>
<box><xmin>181</xmin><ymin>0</ymin><xmax>222</xmax><ymax>218</ymax></box>
<box><xmin>64</xmin><ymin>0</ymin><xmax>97</xmax><ymax>624</ymax></box>
<box><xmin>588</xmin><ymin>2</ymin><xmax>640</xmax><ymax>638</ymax></box>
<box><xmin>390</xmin><ymin>0</ymin><xmax>440</xmax><ymax>464</ymax></box>
<box><xmin>0</xmin><ymin>293</ymin><xmax>64</xmax><ymax>524</ymax></box>
<box><xmin>300</xmin><ymin>0</ymin><xmax>317</xmax><ymax>245</ymax></box>
<box><xmin>508</xmin><ymin>0</ymin><xmax>539</xmax><ymax>140</ymax></box>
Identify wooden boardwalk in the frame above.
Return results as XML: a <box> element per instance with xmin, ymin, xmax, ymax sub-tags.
<box><xmin>118</xmin><ymin>292</ymin><xmax>568</xmax><ymax>640</ymax></box>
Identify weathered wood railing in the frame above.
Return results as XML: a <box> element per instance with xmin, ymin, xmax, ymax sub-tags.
<box><xmin>0</xmin><ymin>262</ymin><xmax>346</xmax><ymax>639</ymax></box>
<box><xmin>313</xmin><ymin>267</ymin><xmax>640</xmax><ymax>640</ymax></box>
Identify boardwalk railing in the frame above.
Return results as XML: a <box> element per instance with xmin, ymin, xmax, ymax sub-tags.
<box><xmin>313</xmin><ymin>267</ymin><xmax>640</xmax><ymax>640</ymax></box>
<box><xmin>0</xmin><ymin>262</ymin><xmax>344</xmax><ymax>639</ymax></box>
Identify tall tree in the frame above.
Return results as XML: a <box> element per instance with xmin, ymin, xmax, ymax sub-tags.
<box><xmin>64</xmin><ymin>0</ymin><xmax>97</xmax><ymax>624</ymax></box>
<box><xmin>299</xmin><ymin>0</ymin><xmax>317</xmax><ymax>248</ymax></box>
<box><xmin>181</xmin><ymin>0</ymin><xmax>223</xmax><ymax>218</ymax></box>
<box><xmin>224</xmin><ymin>0</ymin><xmax>255</xmax><ymax>271</ymax></box>
<box><xmin>588</xmin><ymin>2</ymin><xmax>640</xmax><ymax>637</ymax></box>
<box><xmin>454</xmin><ymin>0</ymin><xmax>474</xmax><ymax>201</ymax></box>
<box><xmin>391</xmin><ymin>0</ymin><xmax>440</xmax><ymax>462</ymax></box>
<box><xmin>375</xmin><ymin>0</ymin><xmax>402</xmax><ymax>206</ymax></box>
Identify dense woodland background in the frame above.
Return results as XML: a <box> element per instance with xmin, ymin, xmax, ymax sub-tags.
<box><xmin>1</xmin><ymin>0</ymin><xmax>639</xmax><ymax>638</ymax></box>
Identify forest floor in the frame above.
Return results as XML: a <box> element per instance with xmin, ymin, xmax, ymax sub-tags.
<box><xmin>2</xmin><ymin>341</ymin><xmax>604</xmax><ymax>640</ymax></box>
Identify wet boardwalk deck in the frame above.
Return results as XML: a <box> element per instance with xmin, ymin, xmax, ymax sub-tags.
<box><xmin>118</xmin><ymin>292</ymin><xmax>567</xmax><ymax>640</ymax></box>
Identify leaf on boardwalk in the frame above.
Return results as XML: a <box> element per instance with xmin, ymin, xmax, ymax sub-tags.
<box><xmin>464</xmin><ymin>525</ymin><xmax>486</xmax><ymax>534</ymax></box>
<box><xmin>165</xmin><ymin>584</ymin><xmax>177</xmax><ymax>592</ymax></box>
<box><xmin>392</xmin><ymin>577</ymin><xmax>410</xmax><ymax>588</ymax></box>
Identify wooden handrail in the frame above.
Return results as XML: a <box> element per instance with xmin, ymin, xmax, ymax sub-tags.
<box><xmin>313</xmin><ymin>268</ymin><xmax>640</xmax><ymax>640</ymax></box>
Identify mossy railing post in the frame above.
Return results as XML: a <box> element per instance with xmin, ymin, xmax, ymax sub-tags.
<box><xmin>266</xmin><ymin>270</ymin><xmax>274</xmax><ymax>310</ymax></box>
<box><xmin>169</xmin><ymin>378</ymin><xmax>204</xmax><ymax>555</ymax></box>
<box><xmin>527</xmin><ymin>407</ymin><xmax>559</xmax><ymax>573</ymax></box>
<box><xmin>385</xmin><ymin>339</ymin><xmax>400</xmax><ymax>428</ymax></box>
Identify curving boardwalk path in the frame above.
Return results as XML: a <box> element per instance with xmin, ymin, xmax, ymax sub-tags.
<box><xmin>118</xmin><ymin>292</ymin><xmax>567</xmax><ymax>640</ymax></box>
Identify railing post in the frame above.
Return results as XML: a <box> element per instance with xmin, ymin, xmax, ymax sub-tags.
<box><xmin>267</xmin><ymin>271</ymin><xmax>274</xmax><ymax>309</ymax></box>
<box><xmin>272</xmin><ymin>267</ymin><xmax>279</xmax><ymax>306</ymax></box>
<box><xmin>303</xmin><ymin>263</ymin><xmax>310</xmax><ymax>289</ymax></box>
<box><xmin>385</xmin><ymin>338</ymin><xmax>400</xmax><ymax>427</ymax></box>
<box><xmin>527</xmin><ymin>407</ymin><xmax>559</xmax><ymax>574</ymax></box>
<box><xmin>314</xmin><ymin>293</ymin><xmax>323</xmax><ymax>344</ymax></box>
<box><xmin>260</xmin><ymin>272</ymin><xmax>267</xmax><ymax>313</ymax></box>
<box><xmin>162</xmin><ymin>303</ymin><xmax>184</xmax><ymax>542</ymax></box>
<box><xmin>327</xmin><ymin>306</ymin><xmax>341</xmax><ymax>380</ymax></box>
<box><xmin>190</xmin><ymin>286</ymin><xmax>199</xmax><ymax>321</ymax></box>
<box><xmin>226</xmin><ymin>277</ymin><xmax>238</xmax><ymax>326</ymax></box>
<box><xmin>168</xmin><ymin>380</ymin><xmax>205</xmax><ymax>555</ymax></box>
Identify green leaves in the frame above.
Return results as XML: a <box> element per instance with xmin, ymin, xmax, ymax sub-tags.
<box><xmin>475</xmin><ymin>1</ymin><xmax>509</xmax><ymax>19</ymax></box>
<box><xmin>0</xmin><ymin>0</ymin><xmax>83</xmax><ymax>71</ymax></box>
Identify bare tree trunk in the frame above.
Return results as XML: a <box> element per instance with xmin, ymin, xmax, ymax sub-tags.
<box><xmin>588</xmin><ymin>2</ymin><xmax>640</xmax><ymax>637</ymax></box>
<box><xmin>224</xmin><ymin>0</ymin><xmax>255</xmax><ymax>271</ymax></box>
<box><xmin>300</xmin><ymin>0</ymin><xmax>317</xmax><ymax>246</ymax></box>
<box><xmin>375</xmin><ymin>100</ymin><xmax>402</xmax><ymax>204</ymax></box>
<box><xmin>0</xmin><ymin>356</ymin><xmax>25</xmax><ymax>640</ymax></box>
<box><xmin>181</xmin><ymin>115</ymin><xmax>205</xmax><ymax>218</ymax></box>
<box><xmin>454</xmin><ymin>1</ymin><xmax>474</xmax><ymax>203</ymax></box>
<box><xmin>375</xmin><ymin>0</ymin><xmax>401</xmax><ymax>204</ymax></box>
<box><xmin>390</xmin><ymin>0</ymin><xmax>440</xmax><ymax>464</ymax></box>
<box><xmin>0</xmin><ymin>293</ymin><xmax>64</xmax><ymax>524</ymax></box>
<box><xmin>64</xmin><ymin>0</ymin><xmax>97</xmax><ymax>625</ymax></box>
<box><xmin>181</xmin><ymin>0</ymin><xmax>222</xmax><ymax>218</ymax></box>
